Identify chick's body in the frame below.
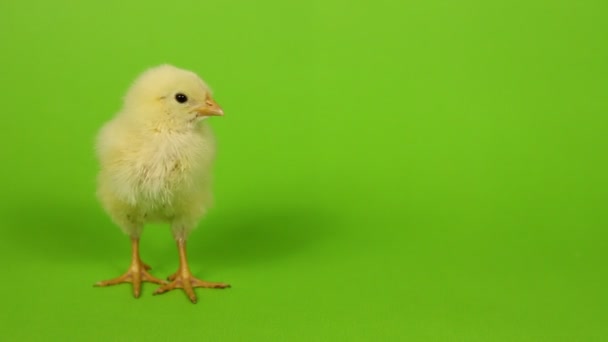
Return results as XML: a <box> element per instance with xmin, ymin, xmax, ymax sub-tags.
<box><xmin>97</xmin><ymin>114</ymin><xmax>215</xmax><ymax>236</ymax></box>
<box><xmin>95</xmin><ymin>65</ymin><xmax>229</xmax><ymax>303</ymax></box>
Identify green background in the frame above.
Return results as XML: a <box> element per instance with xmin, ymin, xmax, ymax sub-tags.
<box><xmin>1</xmin><ymin>0</ymin><xmax>607</xmax><ymax>340</ymax></box>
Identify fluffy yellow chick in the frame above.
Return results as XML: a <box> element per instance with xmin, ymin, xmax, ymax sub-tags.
<box><xmin>95</xmin><ymin>64</ymin><xmax>229</xmax><ymax>303</ymax></box>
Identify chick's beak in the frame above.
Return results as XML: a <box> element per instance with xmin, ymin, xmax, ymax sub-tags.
<box><xmin>196</xmin><ymin>97</ymin><xmax>224</xmax><ymax>117</ymax></box>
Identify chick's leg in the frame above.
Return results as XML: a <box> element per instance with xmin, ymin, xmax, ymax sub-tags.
<box><xmin>153</xmin><ymin>239</ymin><xmax>230</xmax><ymax>303</ymax></box>
<box><xmin>95</xmin><ymin>238</ymin><xmax>166</xmax><ymax>298</ymax></box>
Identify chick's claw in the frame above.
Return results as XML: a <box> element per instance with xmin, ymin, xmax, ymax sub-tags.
<box><xmin>95</xmin><ymin>262</ymin><xmax>166</xmax><ymax>298</ymax></box>
<box><xmin>154</xmin><ymin>273</ymin><xmax>230</xmax><ymax>303</ymax></box>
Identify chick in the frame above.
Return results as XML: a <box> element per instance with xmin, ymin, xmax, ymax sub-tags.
<box><xmin>94</xmin><ymin>64</ymin><xmax>229</xmax><ymax>303</ymax></box>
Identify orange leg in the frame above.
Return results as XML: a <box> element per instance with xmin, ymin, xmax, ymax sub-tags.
<box><xmin>95</xmin><ymin>238</ymin><xmax>165</xmax><ymax>298</ymax></box>
<box><xmin>153</xmin><ymin>239</ymin><xmax>230</xmax><ymax>303</ymax></box>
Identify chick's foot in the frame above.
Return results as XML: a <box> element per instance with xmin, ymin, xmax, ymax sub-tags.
<box><xmin>153</xmin><ymin>270</ymin><xmax>230</xmax><ymax>303</ymax></box>
<box><xmin>95</xmin><ymin>238</ymin><xmax>166</xmax><ymax>298</ymax></box>
<box><xmin>95</xmin><ymin>260</ymin><xmax>166</xmax><ymax>298</ymax></box>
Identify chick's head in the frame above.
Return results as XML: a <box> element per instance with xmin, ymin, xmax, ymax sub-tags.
<box><xmin>122</xmin><ymin>64</ymin><xmax>223</xmax><ymax>129</ymax></box>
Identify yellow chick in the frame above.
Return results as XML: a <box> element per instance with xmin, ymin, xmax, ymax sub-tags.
<box><xmin>94</xmin><ymin>64</ymin><xmax>229</xmax><ymax>303</ymax></box>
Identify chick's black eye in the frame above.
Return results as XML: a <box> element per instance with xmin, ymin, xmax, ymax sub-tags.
<box><xmin>175</xmin><ymin>93</ymin><xmax>188</xmax><ymax>103</ymax></box>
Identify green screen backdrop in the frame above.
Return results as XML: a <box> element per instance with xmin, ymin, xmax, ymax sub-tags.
<box><xmin>1</xmin><ymin>0</ymin><xmax>607</xmax><ymax>340</ymax></box>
